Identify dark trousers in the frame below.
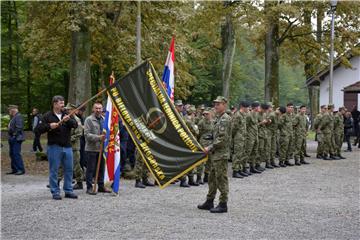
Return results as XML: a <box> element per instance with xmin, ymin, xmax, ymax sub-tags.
<box><xmin>8</xmin><ymin>138</ymin><xmax>25</xmax><ymax>173</ymax></box>
<box><xmin>32</xmin><ymin>133</ymin><xmax>43</xmax><ymax>152</ymax></box>
<box><xmin>120</xmin><ymin>141</ymin><xmax>128</xmax><ymax>171</ymax></box>
<box><xmin>85</xmin><ymin>151</ymin><xmax>104</xmax><ymax>190</ymax></box>
<box><xmin>345</xmin><ymin>134</ymin><xmax>352</xmax><ymax>151</ymax></box>
<box><xmin>79</xmin><ymin>136</ymin><xmax>86</xmax><ymax>169</ymax></box>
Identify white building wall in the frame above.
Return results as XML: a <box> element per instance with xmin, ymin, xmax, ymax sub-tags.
<box><xmin>319</xmin><ymin>56</ymin><xmax>360</xmax><ymax>110</ymax></box>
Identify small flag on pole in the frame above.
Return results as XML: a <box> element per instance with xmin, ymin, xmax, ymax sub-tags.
<box><xmin>162</xmin><ymin>36</ymin><xmax>175</xmax><ymax>102</ymax></box>
<box><xmin>103</xmin><ymin>74</ymin><xmax>121</xmax><ymax>194</ymax></box>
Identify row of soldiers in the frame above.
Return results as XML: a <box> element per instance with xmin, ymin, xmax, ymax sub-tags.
<box><xmin>133</xmin><ymin>99</ymin><xmax>313</xmax><ymax>189</ymax></box>
<box><xmin>314</xmin><ymin>104</ymin><xmax>346</xmax><ymax>160</ymax></box>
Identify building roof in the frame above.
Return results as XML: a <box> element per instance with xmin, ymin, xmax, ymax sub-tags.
<box><xmin>306</xmin><ymin>44</ymin><xmax>359</xmax><ymax>86</ymax></box>
<box><xmin>342</xmin><ymin>81</ymin><xmax>360</xmax><ymax>93</ymax></box>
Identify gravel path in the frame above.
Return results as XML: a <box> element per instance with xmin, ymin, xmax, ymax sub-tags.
<box><xmin>1</xmin><ymin>141</ymin><xmax>359</xmax><ymax>240</ymax></box>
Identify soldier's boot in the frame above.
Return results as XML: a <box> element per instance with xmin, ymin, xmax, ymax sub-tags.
<box><xmin>255</xmin><ymin>164</ymin><xmax>265</xmax><ymax>172</ymax></box>
<box><xmin>244</xmin><ymin>168</ymin><xmax>252</xmax><ymax>175</ymax></box>
<box><xmin>180</xmin><ymin>179</ymin><xmax>190</xmax><ymax>188</ymax></box>
<box><xmin>203</xmin><ymin>173</ymin><xmax>209</xmax><ymax>183</ymax></box>
<box><xmin>270</xmin><ymin>161</ymin><xmax>280</xmax><ymax>168</ymax></box>
<box><xmin>316</xmin><ymin>154</ymin><xmax>323</xmax><ymax>159</ymax></box>
<box><xmin>239</xmin><ymin>170</ymin><xmax>248</xmax><ymax>177</ymax></box>
<box><xmin>285</xmin><ymin>160</ymin><xmax>294</xmax><ymax>166</ymax></box>
<box><xmin>265</xmin><ymin>162</ymin><xmax>274</xmax><ymax>169</ymax></box>
<box><xmin>279</xmin><ymin>161</ymin><xmax>287</xmax><ymax>167</ymax></box>
<box><xmin>250</xmin><ymin>166</ymin><xmax>261</xmax><ymax>174</ymax></box>
<box><xmin>330</xmin><ymin>154</ymin><xmax>340</xmax><ymax>160</ymax></box>
<box><xmin>232</xmin><ymin>171</ymin><xmax>243</xmax><ymax>178</ymax></box>
<box><xmin>196</xmin><ymin>174</ymin><xmax>204</xmax><ymax>185</ymax></box>
<box><xmin>73</xmin><ymin>182</ymin><xmax>83</xmax><ymax>190</ymax></box>
<box><xmin>294</xmin><ymin>157</ymin><xmax>301</xmax><ymax>166</ymax></box>
<box><xmin>300</xmin><ymin>157</ymin><xmax>310</xmax><ymax>164</ymax></box>
<box><xmin>135</xmin><ymin>179</ymin><xmax>146</xmax><ymax>188</ymax></box>
<box><xmin>338</xmin><ymin>154</ymin><xmax>346</xmax><ymax>159</ymax></box>
<box><xmin>323</xmin><ymin>155</ymin><xmax>331</xmax><ymax>160</ymax></box>
<box><xmin>210</xmin><ymin>202</ymin><xmax>228</xmax><ymax>213</ymax></box>
<box><xmin>188</xmin><ymin>176</ymin><xmax>199</xmax><ymax>186</ymax></box>
<box><xmin>197</xmin><ymin>199</ymin><xmax>214</xmax><ymax>210</ymax></box>
<box><xmin>143</xmin><ymin>178</ymin><xmax>155</xmax><ymax>187</ymax></box>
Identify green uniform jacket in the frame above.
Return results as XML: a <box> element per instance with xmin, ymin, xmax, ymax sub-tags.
<box><xmin>231</xmin><ymin>111</ymin><xmax>247</xmax><ymax>142</ymax></box>
<box><xmin>278</xmin><ymin>113</ymin><xmax>293</xmax><ymax>137</ymax></box>
<box><xmin>246</xmin><ymin>111</ymin><xmax>258</xmax><ymax>139</ymax></box>
<box><xmin>334</xmin><ymin>113</ymin><xmax>344</xmax><ymax>134</ymax></box>
<box><xmin>268</xmin><ymin>111</ymin><xmax>279</xmax><ymax>134</ymax></box>
<box><xmin>258</xmin><ymin>112</ymin><xmax>268</xmax><ymax>139</ymax></box>
<box><xmin>198</xmin><ymin>118</ymin><xmax>214</xmax><ymax>147</ymax></box>
<box><xmin>209</xmin><ymin>112</ymin><xmax>232</xmax><ymax>161</ymax></box>
<box><xmin>319</xmin><ymin>112</ymin><xmax>334</xmax><ymax>134</ymax></box>
<box><xmin>293</xmin><ymin>113</ymin><xmax>307</xmax><ymax>138</ymax></box>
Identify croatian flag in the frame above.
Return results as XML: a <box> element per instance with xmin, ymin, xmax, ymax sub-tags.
<box><xmin>103</xmin><ymin>75</ymin><xmax>121</xmax><ymax>193</ymax></box>
<box><xmin>162</xmin><ymin>37</ymin><xmax>175</xmax><ymax>102</ymax></box>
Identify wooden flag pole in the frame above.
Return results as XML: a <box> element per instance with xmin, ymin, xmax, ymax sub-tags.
<box><xmin>93</xmin><ymin>139</ymin><xmax>105</xmax><ymax>193</ymax></box>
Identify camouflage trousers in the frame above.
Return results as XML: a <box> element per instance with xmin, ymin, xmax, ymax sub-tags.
<box><xmin>207</xmin><ymin>159</ymin><xmax>229</xmax><ymax>203</ymax></box>
<box><xmin>232</xmin><ymin>138</ymin><xmax>246</xmax><ymax>171</ymax></box>
<box><xmin>322</xmin><ymin>132</ymin><xmax>336</xmax><ymax>156</ymax></box>
<box><xmin>294</xmin><ymin>135</ymin><xmax>306</xmax><ymax>159</ymax></box>
<box><xmin>245</xmin><ymin>136</ymin><xmax>259</xmax><ymax>167</ymax></box>
<box><xmin>334</xmin><ymin>132</ymin><xmax>344</xmax><ymax>155</ymax></box>
<box><xmin>316</xmin><ymin>132</ymin><xmax>324</xmax><ymax>155</ymax></box>
<box><xmin>269</xmin><ymin>132</ymin><xmax>278</xmax><ymax>163</ymax></box>
<box><xmin>258</xmin><ymin>136</ymin><xmax>270</xmax><ymax>164</ymax></box>
<box><xmin>134</xmin><ymin>151</ymin><xmax>148</xmax><ymax>181</ymax></box>
<box><xmin>279</xmin><ymin>135</ymin><xmax>291</xmax><ymax>163</ymax></box>
<box><xmin>58</xmin><ymin>150</ymin><xmax>83</xmax><ymax>182</ymax></box>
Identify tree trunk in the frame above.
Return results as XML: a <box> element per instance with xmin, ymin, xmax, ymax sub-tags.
<box><xmin>7</xmin><ymin>1</ymin><xmax>13</xmax><ymax>87</ymax></box>
<box><xmin>264</xmin><ymin>2</ymin><xmax>279</xmax><ymax>106</ymax></box>
<box><xmin>136</xmin><ymin>1</ymin><xmax>141</xmax><ymax>66</ymax></box>
<box><xmin>68</xmin><ymin>26</ymin><xmax>91</xmax><ymax>114</ymax></box>
<box><xmin>26</xmin><ymin>61</ymin><xmax>32</xmax><ymax>130</ymax></box>
<box><xmin>13</xmin><ymin>1</ymin><xmax>20</xmax><ymax>87</ymax></box>
<box><xmin>221</xmin><ymin>14</ymin><xmax>236</xmax><ymax>100</ymax></box>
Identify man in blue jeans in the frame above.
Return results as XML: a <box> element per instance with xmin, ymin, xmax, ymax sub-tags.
<box><xmin>7</xmin><ymin>105</ymin><xmax>26</xmax><ymax>175</ymax></box>
<box><xmin>36</xmin><ymin>95</ymin><xmax>78</xmax><ymax>200</ymax></box>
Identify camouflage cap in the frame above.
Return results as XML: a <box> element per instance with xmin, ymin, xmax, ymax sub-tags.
<box><xmin>7</xmin><ymin>104</ymin><xmax>18</xmax><ymax>110</ymax></box>
<box><xmin>203</xmin><ymin>107</ymin><xmax>211</xmax><ymax>114</ymax></box>
<box><xmin>198</xmin><ymin>104</ymin><xmax>205</xmax><ymax>110</ymax></box>
<box><xmin>174</xmin><ymin>100</ymin><xmax>183</xmax><ymax>106</ymax></box>
<box><xmin>213</xmin><ymin>96</ymin><xmax>227</xmax><ymax>103</ymax></box>
<box><xmin>187</xmin><ymin>104</ymin><xmax>196</xmax><ymax>113</ymax></box>
<box><xmin>65</xmin><ymin>103</ymin><xmax>77</xmax><ymax>110</ymax></box>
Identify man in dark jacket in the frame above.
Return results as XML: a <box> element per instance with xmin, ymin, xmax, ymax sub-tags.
<box><xmin>36</xmin><ymin>95</ymin><xmax>78</xmax><ymax>200</ymax></box>
<box><xmin>7</xmin><ymin>105</ymin><xmax>26</xmax><ymax>175</ymax></box>
<box><xmin>31</xmin><ymin>108</ymin><xmax>43</xmax><ymax>152</ymax></box>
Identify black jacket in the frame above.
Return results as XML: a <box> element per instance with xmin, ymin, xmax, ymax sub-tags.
<box><xmin>344</xmin><ymin>117</ymin><xmax>353</xmax><ymax>135</ymax></box>
<box><xmin>8</xmin><ymin>112</ymin><xmax>25</xmax><ymax>141</ymax></box>
<box><xmin>36</xmin><ymin>110</ymin><xmax>78</xmax><ymax>147</ymax></box>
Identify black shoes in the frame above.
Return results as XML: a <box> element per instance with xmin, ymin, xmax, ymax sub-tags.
<box><xmin>6</xmin><ymin>171</ymin><xmax>16</xmax><ymax>175</ymax></box>
<box><xmin>232</xmin><ymin>171</ymin><xmax>243</xmax><ymax>178</ymax></box>
<box><xmin>294</xmin><ymin>160</ymin><xmax>301</xmax><ymax>166</ymax></box>
<box><xmin>323</xmin><ymin>155</ymin><xmax>331</xmax><ymax>160</ymax></box>
<box><xmin>279</xmin><ymin>162</ymin><xmax>287</xmax><ymax>167</ymax></box>
<box><xmin>143</xmin><ymin>179</ymin><xmax>155</xmax><ymax>187</ymax></box>
<box><xmin>239</xmin><ymin>170</ymin><xmax>249</xmax><ymax>177</ymax></box>
<box><xmin>300</xmin><ymin>160</ymin><xmax>310</xmax><ymax>164</ymax></box>
<box><xmin>65</xmin><ymin>192</ymin><xmax>78</xmax><ymax>199</ymax></box>
<box><xmin>135</xmin><ymin>180</ymin><xmax>146</xmax><ymax>188</ymax></box>
<box><xmin>197</xmin><ymin>199</ymin><xmax>214</xmax><ymax>210</ymax></box>
<box><xmin>52</xmin><ymin>194</ymin><xmax>62</xmax><ymax>200</ymax></box>
<box><xmin>255</xmin><ymin>165</ymin><xmax>265</xmax><ymax>171</ymax></box>
<box><xmin>188</xmin><ymin>177</ymin><xmax>199</xmax><ymax>186</ymax></box>
<box><xmin>285</xmin><ymin>161</ymin><xmax>294</xmax><ymax>166</ymax></box>
<box><xmin>316</xmin><ymin>154</ymin><xmax>323</xmax><ymax>159</ymax></box>
<box><xmin>180</xmin><ymin>179</ymin><xmax>190</xmax><ymax>188</ymax></box>
<box><xmin>265</xmin><ymin>163</ymin><xmax>274</xmax><ymax>169</ymax></box>
<box><xmin>338</xmin><ymin>155</ymin><xmax>346</xmax><ymax>159</ymax></box>
<box><xmin>14</xmin><ymin>171</ymin><xmax>25</xmax><ymax>175</ymax></box>
<box><xmin>196</xmin><ymin>175</ymin><xmax>204</xmax><ymax>185</ymax></box>
<box><xmin>250</xmin><ymin>167</ymin><xmax>261</xmax><ymax>174</ymax></box>
<box><xmin>330</xmin><ymin>155</ymin><xmax>341</xmax><ymax>160</ymax></box>
<box><xmin>210</xmin><ymin>202</ymin><xmax>228</xmax><ymax>213</ymax></box>
<box><xmin>203</xmin><ymin>173</ymin><xmax>208</xmax><ymax>183</ymax></box>
<box><xmin>271</xmin><ymin>162</ymin><xmax>280</xmax><ymax>168</ymax></box>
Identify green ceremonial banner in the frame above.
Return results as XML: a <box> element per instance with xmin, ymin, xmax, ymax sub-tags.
<box><xmin>108</xmin><ymin>61</ymin><xmax>208</xmax><ymax>189</ymax></box>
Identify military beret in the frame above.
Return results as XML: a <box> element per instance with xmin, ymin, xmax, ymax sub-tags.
<box><xmin>261</xmin><ymin>103</ymin><xmax>270</xmax><ymax>110</ymax></box>
<box><xmin>251</xmin><ymin>101</ymin><xmax>260</xmax><ymax>108</ymax></box>
<box><xmin>213</xmin><ymin>96</ymin><xmax>227</xmax><ymax>103</ymax></box>
<box><xmin>240</xmin><ymin>101</ymin><xmax>250</xmax><ymax>108</ymax></box>
<box><xmin>279</xmin><ymin>106</ymin><xmax>286</xmax><ymax>114</ymax></box>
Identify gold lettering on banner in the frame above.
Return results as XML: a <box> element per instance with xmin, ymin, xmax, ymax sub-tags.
<box><xmin>146</xmin><ymin>69</ymin><xmax>198</xmax><ymax>152</ymax></box>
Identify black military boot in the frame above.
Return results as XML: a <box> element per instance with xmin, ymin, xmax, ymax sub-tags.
<box><xmin>265</xmin><ymin>162</ymin><xmax>274</xmax><ymax>169</ymax></box>
<box><xmin>135</xmin><ymin>179</ymin><xmax>146</xmax><ymax>188</ymax></box>
<box><xmin>210</xmin><ymin>202</ymin><xmax>228</xmax><ymax>213</ymax></box>
<box><xmin>244</xmin><ymin>168</ymin><xmax>252</xmax><ymax>175</ymax></box>
<box><xmin>197</xmin><ymin>199</ymin><xmax>214</xmax><ymax>210</ymax></box>
<box><xmin>203</xmin><ymin>173</ymin><xmax>209</xmax><ymax>183</ymax></box>
<box><xmin>323</xmin><ymin>155</ymin><xmax>331</xmax><ymax>160</ymax></box>
<box><xmin>232</xmin><ymin>171</ymin><xmax>243</xmax><ymax>178</ymax></box>
<box><xmin>330</xmin><ymin>155</ymin><xmax>340</xmax><ymax>160</ymax></box>
<box><xmin>316</xmin><ymin>154</ymin><xmax>323</xmax><ymax>159</ymax></box>
<box><xmin>239</xmin><ymin>170</ymin><xmax>248</xmax><ymax>177</ymax></box>
<box><xmin>300</xmin><ymin>158</ymin><xmax>310</xmax><ymax>164</ymax></box>
<box><xmin>294</xmin><ymin>157</ymin><xmax>301</xmax><ymax>166</ymax></box>
<box><xmin>338</xmin><ymin>154</ymin><xmax>346</xmax><ymax>159</ymax></box>
<box><xmin>196</xmin><ymin>175</ymin><xmax>204</xmax><ymax>185</ymax></box>
<box><xmin>271</xmin><ymin>161</ymin><xmax>280</xmax><ymax>168</ymax></box>
<box><xmin>285</xmin><ymin>160</ymin><xmax>294</xmax><ymax>166</ymax></box>
<box><xmin>73</xmin><ymin>182</ymin><xmax>83</xmax><ymax>190</ymax></box>
<box><xmin>143</xmin><ymin>178</ymin><xmax>155</xmax><ymax>187</ymax></box>
<box><xmin>188</xmin><ymin>176</ymin><xmax>199</xmax><ymax>186</ymax></box>
<box><xmin>180</xmin><ymin>178</ymin><xmax>190</xmax><ymax>187</ymax></box>
<box><xmin>250</xmin><ymin>166</ymin><xmax>261</xmax><ymax>174</ymax></box>
<box><xmin>279</xmin><ymin>161</ymin><xmax>287</xmax><ymax>167</ymax></box>
<box><xmin>255</xmin><ymin>164</ymin><xmax>265</xmax><ymax>171</ymax></box>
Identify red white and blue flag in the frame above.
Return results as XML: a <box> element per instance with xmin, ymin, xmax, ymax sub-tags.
<box><xmin>162</xmin><ymin>36</ymin><xmax>175</xmax><ymax>102</ymax></box>
<box><xmin>103</xmin><ymin>75</ymin><xmax>121</xmax><ymax>193</ymax></box>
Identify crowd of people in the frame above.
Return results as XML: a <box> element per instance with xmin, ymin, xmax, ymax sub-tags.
<box><xmin>5</xmin><ymin>95</ymin><xmax>360</xmax><ymax>210</ymax></box>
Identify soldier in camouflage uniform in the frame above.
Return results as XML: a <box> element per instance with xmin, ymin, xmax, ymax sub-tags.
<box><xmin>185</xmin><ymin>105</ymin><xmax>200</xmax><ymax>186</ymax></box>
<box><xmin>245</xmin><ymin>102</ymin><xmax>263</xmax><ymax>174</ymax></box>
<box><xmin>231</xmin><ymin>101</ymin><xmax>249</xmax><ymax>178</ymax></box>
<box><xmin>319</xmin><ymin>104</ymin><xmax>340</xmax><ymax>160</ymax></box>
<box><xmin>334</xmin><ymin>107</ymin><xmax>346</xmax><ymax>159</ymax></box>
<box><xmin>198</xmin><ymin>96</ymin><xmax>231</xmax><ymax>213</ymax></box>
<box><xmin>258</xmin><ymin>103</ymin><xmax>272</xmax><ymax>169</ymax></box>
<box><xmin>314</xmin><ymin>105</ymin><xmax>327</xmax><ymax>159</ymax></box>
<box><xmin>174</xmin><ymin>100</ymin><xmax>190</xmax><ymax>187</ymax></box>
<box><xmin>134</xmin><ymin>149</ymin><xmax>155</xmax><ymax>188</ymax></box>
<box><xmin>293</xmin><ymin>105</ymin><xmax>309</xmax><ymax>165</ymax></box>
<box><xmin>195</xmin><ymin>104</ymin><xmax>205</xmax><ymax>125</ymax></box>
<box><xmin>197</xmin><ymin>107</ymin><xmax>214</xmax><ymax>184</ymax></box>
<box><xmin>278</xmin><ymin>104</ymin><xmax>295</xmax><ymax>167</ymax></box>
<box><xmin>267</xmin><ymin>104</ymin><xmax>280</xmax><ymax>167</ymax></box>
